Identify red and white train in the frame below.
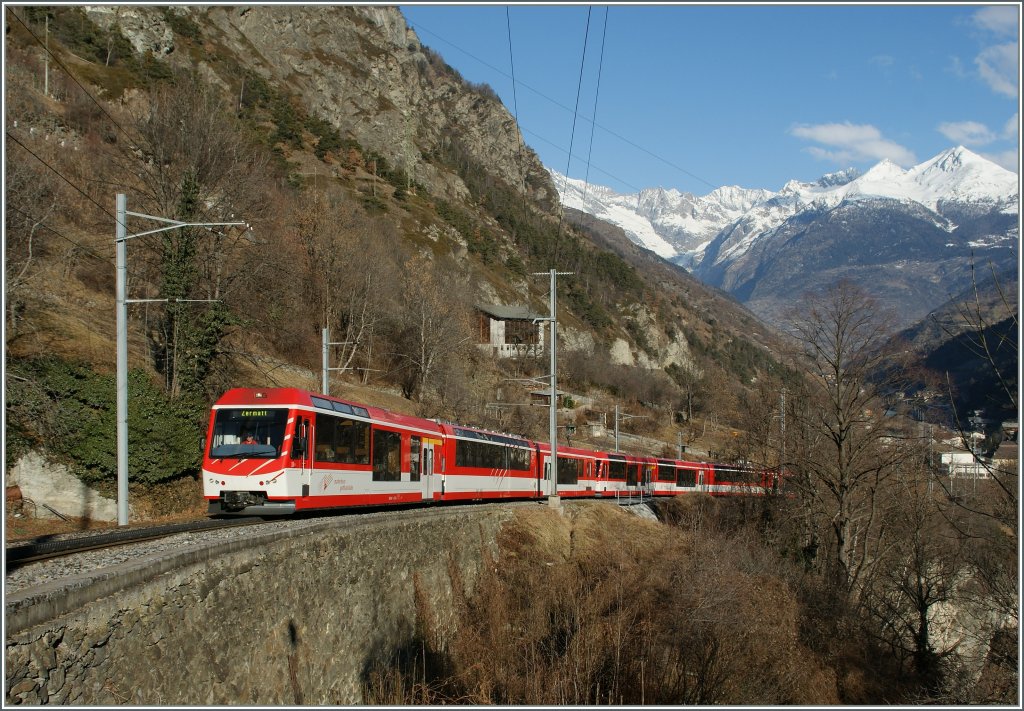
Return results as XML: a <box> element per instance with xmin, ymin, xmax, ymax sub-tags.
<box><xmin>202</xmin><ymin>387</ymin><xmax>780</xmax><ymax>516</ymax></box>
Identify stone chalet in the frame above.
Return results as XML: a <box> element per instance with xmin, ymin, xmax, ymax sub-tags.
<box><xmin>476</xmin><ymin>304</ymin><xmax>545</xmax><ymax>358</ymax></box>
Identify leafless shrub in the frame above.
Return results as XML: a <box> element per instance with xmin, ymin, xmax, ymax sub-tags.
<box><xmin>363</xmin><ymin>503</ymin><xmax>846</xmax><ymax>705</ymax></box>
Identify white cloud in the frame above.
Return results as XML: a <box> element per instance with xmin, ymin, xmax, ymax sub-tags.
<box><xmin>790</xmin><ymin>122</ymin><xmax>917</xmax><ymax>166</ymax></box>
<box><xmin>1004</xmin><ymin>113</ymin><xmax>1019</xmax><ymax>139</ymax></box>
<box><xmin>972</xmin><ymin>6</ymin><xmax>1019</xmax><ymax>36</ymax></box>
<box><xmin>980</xmin><ymin>148</ymin><xmax>1019</xmax><ymax>173</ymax></box>
<box><xmin>975</xmin><ymin>43</ymin><xmax>1019</xmax><ymax>98</ymax></box>
<box><xmin>947</xmin><ymin>55</ymin><xmax>967</xmax><ymax>78</ymax></box>
<box><xmin>937</xmin><ymin>120</ymin><xmax>996</xmax><ymax>146</ymax></box>
<box><xmin>870</xmin><ymin>54</ymin><xmax>894</xmax><ymax>68</ymax></box>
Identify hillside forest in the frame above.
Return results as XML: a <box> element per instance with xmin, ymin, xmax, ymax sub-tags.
<box><xmin>3</xmin><ymin>6</ymin><xmax>1018</xmax><ymax>705</ymax></box>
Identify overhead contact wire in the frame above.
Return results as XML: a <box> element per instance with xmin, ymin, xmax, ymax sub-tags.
<box><xmin>579</xmin><ymin>7</ymin><xmax>610</xmax><ymax>228</ymax></box>
<box><xmin>506</xmin><ymin>7</ymin><xmax>528</xmax><ymax>210</ymax></box>
<box><xmin>554</xmin><ymin>7</ymin><xmax>593</xmax><ymax>265</ymax></box>
<box><xmin>407</xmin><ymin>18</ymin><xmax>719</xmax><ymax>191</ymax></box>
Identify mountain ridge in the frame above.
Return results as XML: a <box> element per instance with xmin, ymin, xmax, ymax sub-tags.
<box><xmin>550</xmin><ymin>146</ymin><xmax>1019</xmax><ymax>328</ymax></box>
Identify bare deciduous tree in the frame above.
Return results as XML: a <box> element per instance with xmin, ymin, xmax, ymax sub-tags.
<box><xmin>860</xmin><ymin>446</ymin><xmax>965</xmax><ymax>695</ymax></box>
<box><xmin>291</xmin><ymin>190</ymin><xmax>401</xmax><ymax>385</ymax></box>
<box><xmin>118</xmin><ymin>73</ymin><xmax>275</xmax><ymax>397</ymax></box>
<box><xmin>785</xmin><ymin>279</ymin><xmax>909</xmax><ymax>598</ymax></box>
<box><xmin>389</xmin><ymin>253</ymin><xmax>474</xmax><ymax>403</ymax></box>
<box><xmin>4</xmin><ymin>149</ymin><xmax>57</xmax><ymax>340</ymax></box>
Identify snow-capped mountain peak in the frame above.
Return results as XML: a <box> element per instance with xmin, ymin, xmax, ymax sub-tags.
<box><xmin>547</xmin><ymin>146</ymin><xmax>1018</xmax><ymax>269</ymax></box>
<box><xmin>903</xmin><ymin>145</ymin><xmax>1018</xmax><ymax>209</ymax></box>
<box><xmin>548</xmin><ymin>146</ymin><xmax>1017</xmax><ymax>331</ymax></box>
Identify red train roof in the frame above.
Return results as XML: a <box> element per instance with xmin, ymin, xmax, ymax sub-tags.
<box><xmin>213</xmin><ymin>387</ymin><xmax>443</xmax><ymax>435</ymax></box>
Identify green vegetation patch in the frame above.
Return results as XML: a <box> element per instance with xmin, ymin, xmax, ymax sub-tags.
<box><xmin>6</xmin><ymin>356</ymin><xmax>207</xmax><ymax>487</ymax></box>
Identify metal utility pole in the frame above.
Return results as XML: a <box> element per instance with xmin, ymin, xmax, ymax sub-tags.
<box><xmin>116</xmin><ymin>194</ymin><xmax>245</xmax><ymax>526</ymax></box>
<box><xmin>779</xmin><ymin>387</ymin><xmax>786</xmax><ymax>472</ymax></box>
<box><xmin>321</xmin><ymin>328</ymin><xmax>354</xmax><ymax>395</ymax></box>
<box><xmin>43</xmin><ymin>15</ymin><xmax>49</xmax><ymax>97</ymax></box>
<box><xmin>533</xmin><ymin>269</ymin><xmax>572</xmax><ymax>506</ymax></box>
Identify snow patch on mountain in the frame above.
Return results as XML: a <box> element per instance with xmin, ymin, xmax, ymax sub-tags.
<box><xmin>552</xmin><ymin>173</ymin><xmax>678</xmax><ymax>259</ymax></box>
<box><xmin>550</xmin><ymin>171</ymin><xmax>772</xmax><ymax>266</ymax></box>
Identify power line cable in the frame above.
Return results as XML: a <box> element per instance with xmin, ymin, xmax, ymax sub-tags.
<box><xmin>406</xmin><ymin>17</ymin><xmax>720</xmax><ymax>191</ymax></box>
<box><xmin>5</xmin><ymin>8</ymin><xmax>151</xmax><ymax>160</ymax></box>
<box><xmin>505</xmin><ymin>7</ymin><xmax>528</xmax><ymax>209</ymax></box>
<box><xmin>562</xmin><ymin>7</ymin><xmax>591</xmax><ymax>191</ymax></box>
<box><xmin>578</xmin><ymin>7</ymin><xmax>609</xmax><ymax>228</ymax></box>
<box><xmin>5</xmin><ymin>132</ymin><xmax>256</xmax><ymax>286</ymax></box>
<box><xmin>6</xmin><ymin>7</ymin><xmax>234</xmax><ymax>231</ymax></box>
<box><xmin>6</xmin><ymin>130</ymin><xmax>118</xmax><ymax>222</ymax></box>
<box><xmin>5</xmin><ymin>204</ymin><xmax>114</xmax><ymax>266</ymax></box>
<box><xmin>553</xmin><ymin>7</ymin><xmax>593</xmax><ymax>266</ymax></box>
<box><xmin>519</xmin><ymin>126</ymin><xmax>644</xmax><ymax>195</ymax></box>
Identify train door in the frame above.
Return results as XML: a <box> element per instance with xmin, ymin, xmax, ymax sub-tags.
<box><xmin>422</xmin><ymin>441</ymin><xmax>436</xmax><ymax>501</ymax></box>
<box><xmin>534</xmin><ymin>445</ymin><xmax>543</xmax><ymax>497</ymax></box>
<box><xmin>697</xmin><ymin>468</ymin><xmax>706</xmax><ymax>493</ymax></box>
<box><xmin>294</xmin><ymin>415</ymin><xmax>312</xmax><ymax>498</ymax></box>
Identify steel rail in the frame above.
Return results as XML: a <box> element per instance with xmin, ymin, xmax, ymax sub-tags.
<box><xmin>4</xmin><ymin>517</ymin><xmax>263</xmax><ymax>571</ymax></box>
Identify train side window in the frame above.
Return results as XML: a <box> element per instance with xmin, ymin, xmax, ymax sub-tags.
<box><xmin>608</xmin><ymin>459</ymin><xmax>626</xmax><ymax>480</ymax></box>
<box><xmin>372</xmin><ymin>428</ymin><xmax>401</xmax><ymax>482</ymax></box>
<box><xmin>556</xmin><ymin>456</ymin><xmax>580</xmax><ymax>485</ymax></box>
<box><xmin>678</xmin><ymin>468</ymin><xmax>697</xmax><ymax>487</ymax></box>
<box><xmin>315</xmin><ymin>412</ymin><xmax>370</xmax><ymax>464</ymax></box>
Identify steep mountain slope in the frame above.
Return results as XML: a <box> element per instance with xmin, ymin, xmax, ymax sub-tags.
<box><xmin>5</xmin><ymin>3</ymin><xmax>792</xmax><ymax>465</ymax></box>
<box><xmin>894</xmin><ymin>262</ymin><xmax>1018</xmax><ymax>422</ymax></box>
<box><xmin>83</xmin><ymin>4</ymin><xmax>558</xmax><ymax>207</ymax></box>
<box><xmin>554</xmin><ymin>148</ymin><xmax>1019</xmax><ymax>329</ymax></box>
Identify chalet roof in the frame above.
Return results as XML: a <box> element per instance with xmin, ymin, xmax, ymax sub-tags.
<box><xmin>476</xmin><ymin>303</ymin><xmax>545</xmax><ymax>321</ymax></box>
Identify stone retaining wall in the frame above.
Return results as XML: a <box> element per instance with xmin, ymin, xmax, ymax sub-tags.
<box><xmin>5</xmin><ymin>506</ymin><xmax>513</xmax><ymax>705</ymax></box>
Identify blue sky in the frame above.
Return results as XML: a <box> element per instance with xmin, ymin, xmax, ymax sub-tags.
<box><xmin>399</xmin><ymin>3</ymin><xmax>1020</xmax><ymax>195</ymax></box>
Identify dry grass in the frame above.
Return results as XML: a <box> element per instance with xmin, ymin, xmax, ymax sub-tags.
<box><xmin>364</xmin><ymin>500</ymin><xmax>843</xmax><ymax>705</ymax></box>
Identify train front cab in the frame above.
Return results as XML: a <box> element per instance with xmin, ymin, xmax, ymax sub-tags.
<box><xmin>204</xmin><ymin>388</ymin><xmax>445</xmax><ymax>515</ymax></box>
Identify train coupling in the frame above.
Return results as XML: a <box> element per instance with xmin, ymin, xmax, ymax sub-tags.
<box><xmin>209</xmin><ymin>490</ymin><xmax>297</xmax><ymax>516</ymax></box>
<box><xmin>221</xmin><ymin>490</ymin><xmax>267</xmax><ymax>512</ymax></box>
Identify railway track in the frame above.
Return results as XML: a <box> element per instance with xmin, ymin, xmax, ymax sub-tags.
<box><xmin>4</xmin><ymin>495</ymin><xmax>653</xmax><ymax>575</ymax></box>
<box><xmin>4</xmin><ymin>516</ymin><xmax>264</xmax><ymax>572</ymax></box>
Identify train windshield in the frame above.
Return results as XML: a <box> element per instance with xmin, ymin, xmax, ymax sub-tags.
<box><xmin>208</xmin><ymin>407</ymin><xmax>289</xmax><ymax>459</ymax></box>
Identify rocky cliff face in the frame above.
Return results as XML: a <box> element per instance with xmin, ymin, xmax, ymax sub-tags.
<box><xmin>85</xmin><ymin>5</ymin><xmax>557</xmax><ymax>206</ymax></box>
